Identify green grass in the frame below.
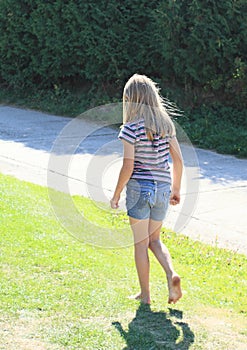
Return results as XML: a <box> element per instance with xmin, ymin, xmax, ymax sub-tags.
<box><xmin>0</xmin><ymin>85</ymin><xmax>90</xmax><ymax>117</ymax></box>
<box><xmin>0</xmin><ymin>173</ymin><xmax>247</xmax><ymax>349</ymax></box>
<box><xmin>178</xmin><ymin>104</ymin><xmax>247</xmax><ymax>158</ymax></box>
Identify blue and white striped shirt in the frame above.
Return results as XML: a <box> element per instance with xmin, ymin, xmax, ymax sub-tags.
<box><xmin>118</xmin><ymin>119</ymin><xmax>173</xmax><ymax>183</ymax></box>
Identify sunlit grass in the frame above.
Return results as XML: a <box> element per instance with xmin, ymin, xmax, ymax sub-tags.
<box><xmin>0</xmin><ymin>173</ymin><xmax>246</xmax><ymax>349</ymax></box>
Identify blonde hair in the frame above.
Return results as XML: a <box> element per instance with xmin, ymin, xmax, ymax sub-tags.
<box><xmin>123</xmin><ymin>74</ymin><xmax>177</xmax><ymax>140</ymax></box>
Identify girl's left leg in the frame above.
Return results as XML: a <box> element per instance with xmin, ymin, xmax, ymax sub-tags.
<box><xmin>148</xmin><ymin>219</ymin><xmax>182</xmax><ymax>304</ymax></box>
<box><xmin>129</xmin><ymin>217</ymin><xmax>150</xmax><ymax>304</ymax></box>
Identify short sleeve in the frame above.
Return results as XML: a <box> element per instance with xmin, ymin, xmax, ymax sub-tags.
<box><xmin>167</xmin><ymin>134</ymin><xmax>176</xmax><ymax>142</ymax></box>
<box><xmin>118</xmin><ymin>123</ymin><xmax>136</xmax><ymax>145</ymax></box>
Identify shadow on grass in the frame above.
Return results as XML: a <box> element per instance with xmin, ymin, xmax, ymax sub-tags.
<box><xmin>113</xmin><ymin>304</ymin><xmax>194</xmax><ymax>349</ymax></box>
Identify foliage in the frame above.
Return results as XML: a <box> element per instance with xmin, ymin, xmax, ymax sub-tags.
<box><xmin>0</xmin><ymin>0</ymin><xmax>246</xmax><ymax>157</ymax></box>
<box><xmin>155</xmin><ymin>0</ymin><xmax>247</xmax><ymax>108</ymax></box>
<box><xmin>0</xmin><ymin>0</ymin><xmax>246</xmax><ymax>109</ymax></box>
<box><xmin>0</xmin><ymin>0</ymin><xmax>157</xmax><ymax>91</ymax></box>
<box><xmin>177</xmin><ymin>104</ymin><xmax>247</xmax><ymax>157</ymax></box>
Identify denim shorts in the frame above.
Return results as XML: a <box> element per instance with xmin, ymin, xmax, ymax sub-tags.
<box><xmin>126</xmin><ymin>179</ymin><xmax>171</xmax><ymax>221</ymax></box>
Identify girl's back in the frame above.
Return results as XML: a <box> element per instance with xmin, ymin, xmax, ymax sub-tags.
<box><xmin>119</xmin><ymin>119</ymin><xmax>172</xmax><ymax>183</ymax></box>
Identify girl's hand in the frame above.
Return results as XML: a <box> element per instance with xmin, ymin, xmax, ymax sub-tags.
<box><xmin>110</xmin><ymin>195</ymin><xmax>120</xmax><ymax>209</ymax></box>
<box><xmin>170</xmin><ymin>189</ymin><xmax>180</xmax><ymax>205</ymax></box>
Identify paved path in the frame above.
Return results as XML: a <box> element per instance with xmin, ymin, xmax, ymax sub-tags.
<box><xmin>0</xmin><ymin>105</ymin><xmax>246</xmax><ymax>254</ymax></box>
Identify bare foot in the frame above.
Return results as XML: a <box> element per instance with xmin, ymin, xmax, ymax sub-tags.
<box><xmin>128</xmin><ymin>292</ymin><xmax>151</xmax><ymax>304</ymax></box>
<box><xmin>168</xmin><ymin>275</ymin><xmax>182</xmax><ymax>304</ymax></box>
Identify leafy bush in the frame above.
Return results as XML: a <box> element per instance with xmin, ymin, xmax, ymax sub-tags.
<box><xmin>0</xmin><ymin>0</ymin><xmax>246</xmax><ymax>157</ymax></box>
<box><xmin>0</xmin><ymin>0</ymin><xmax>158</xmax><ymax>91</ymax></box>
<box><xmin>0</xmin><ymin>0</ymin><xmax>246</xmax><ymax>108</ymax></box>
<box><xmin>0</xmin><ymin>0</ymin><xmax>88</xmax><ymax>88</ymax></box>
<box><xmin>155</xmin><ymin>0</ymin><xmax>247</xmax><ymax>108</ymax></box>
<box><xmin>178</xmin><ymin>104</ymin><xmax>247</xmax><ymax>157</ymax></box>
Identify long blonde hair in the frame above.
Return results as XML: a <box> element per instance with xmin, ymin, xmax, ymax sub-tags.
<box><xmin>123</xmin><ymin>74</ymin><xmax>177</xmax><ymax>140</ymax></box>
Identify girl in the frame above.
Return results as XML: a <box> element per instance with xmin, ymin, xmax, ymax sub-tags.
<box><xmin>110</xmin><ymin>74</ymin><xmax>183</xmax><ymax>304</ymax></box>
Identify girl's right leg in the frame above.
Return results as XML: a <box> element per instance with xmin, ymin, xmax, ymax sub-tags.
<box><xmin>148</xmin><ymin>219</ymin><xmax>182</xmax><ymax>304</ymax></box>
<box><xmin>129</xmin><ymin>216</ymin><xmax>151</xmax><ymax>304</ymax></box>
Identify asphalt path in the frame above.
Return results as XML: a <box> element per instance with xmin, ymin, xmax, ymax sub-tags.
<box><xmin>0</xmin><ymin>105</ymin><xmax>246</xmax><ymax>254</ymax></box>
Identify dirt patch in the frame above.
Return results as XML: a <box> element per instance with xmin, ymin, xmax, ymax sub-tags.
<box><xmin>0</xmin><ymin>307</ymin><xmax>246</xmax><ymax>349</ymax></box>
<box><xmin>0</xmin><ymin>314</ymin><xmax>62</xmax><ymax>350</ymax></box>
<box><xmin>184</xmin><ymin>306</ymin><xmax>247</xmax><ymax>350</ymax></box>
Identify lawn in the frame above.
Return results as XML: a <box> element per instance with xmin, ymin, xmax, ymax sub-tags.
<box><xmin>0</xmin><ymin>173</ymin><xmax>246</xmax><ymax>349</ymax></box>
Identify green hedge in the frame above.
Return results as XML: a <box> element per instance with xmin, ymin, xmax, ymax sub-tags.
<box><xmin>154</xmin><ymin>0</ymin><xmax>247</xmax><ymax>108</ymax></box>
<box><xmin>0</xmin><ymin>0</ymin><xmax>158</xmax><ymax>89</ymax></box>
<box><xmin>0</xmin><ymin>0</ymin><xmax>246</xmax><ymax>109</ymax></box>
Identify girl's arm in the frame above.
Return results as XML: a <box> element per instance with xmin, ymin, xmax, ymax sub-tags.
<box><xmin>169</xmin><ymin>137</ymin><xmax>183</xmax><ymax>205</ymax></box>
<box><xmin>110</xmin><ymin>140</ymin><xmax>134</xmax><ymax>209</ymax></box>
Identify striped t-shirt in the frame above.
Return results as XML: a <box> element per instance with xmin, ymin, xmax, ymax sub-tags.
<box><xmin>118</xmin><ymin>119</ymin><xmax>173</xmax><ymax>183</ymax></box>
